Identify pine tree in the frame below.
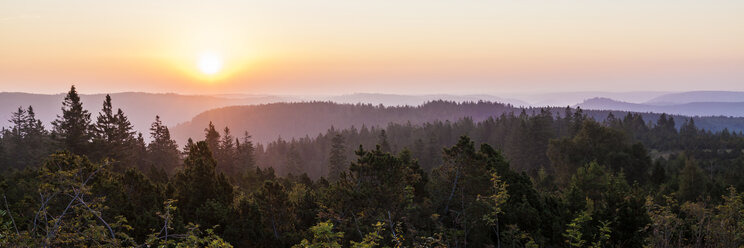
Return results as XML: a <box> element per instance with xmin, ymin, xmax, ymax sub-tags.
<box><xmin>23</xmin><ymin>106</ymin><xmax>50</xmax><ymax>158</ymax></box>
<box><xmin>0</xmin><ymin>133</ymin><xmax>6</xmax><ymax>169</ymax></box>
<box><xmin>92</xmin><ymin>94</ymin><xmax>137</xmax><ymax>168</ymax></box>
<box><xmin>328</xmin><ymin>133</ymin><xmax>346</xmax><ymax>181</ymax></box>
<box><xmin>217</xmin><ymin>127</ymin><xmax>236</xmax><ymax>175</ymax></box>
<box><xmin>378</xmin><ymin>130</ymin><xmax>391</xmax><ymax>153</ymax></box>
<box><xmin>132</xmin><ymin>132</ymin><xmax>148</xmax><ymax>170</ymax></box>
<box><xmin>93</xmin><ymin>95</ymin><xmax>117</xmax><ymax>152</ymax></box>
<box><xmin>183</xmin><ymin>138</ymin><xmax>196</xmax><ymax>155</ymax></box>
<box><xmin>285</xmin><ymin>145</ymin><xmax>303</xmax><ymax>175</ymax></box>
<box><xmin>678</xmin><ymin>157</ymin><xmax>708</xmax><ymax>202</ymax></box>
<box><xmin>204</xmin><ymin>121</ymin><xmax>221</xmax><ymax>155</ymax></box>
<box><xmin>236</xmin><ymin>131</ymin><xmax>256</xmax><ymax>171</ymax></box>
<box><xmin>3</xmin><ymin>107</ymin><xmax>26</xmax><ymax>169</ymax></box>
<box><xmin>147</xmin><ymin>115</ymin><xmax>181</xmax><ymax>174</ymax></box>
<box><xmin>52</xmin><ymin>85</ymin><xmax>93</xmax><ymax>155</ymax></box>
<box><xmin>171</xmin><ymin>141</ymin><xmax>234</xmax><ymax>223</ymax></box>
<box><xmin>2</xmin><ymin>106</ymin><xmax>51</xmax><ymax>169</ymax></box>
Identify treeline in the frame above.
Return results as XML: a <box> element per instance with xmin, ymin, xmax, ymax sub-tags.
<box><xmin>169</xmin><ymin>99</ymin><xmax>744</xmax><ymax>145</ymax></box>
<box><xmin>2</xmin><ymin>86</ymin><xmax>744</xmax><ymax>247</ymax></box>
<box><xmin>257</xmin><ymin>108</ymin><xmax>744</xmax><ymax>181</ymax></box>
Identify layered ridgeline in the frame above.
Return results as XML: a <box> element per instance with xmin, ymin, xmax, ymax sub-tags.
<box><xmin>0</xmin><ymin>92</ymin><xmax>291</xmax><ymax>135</ymax></box>
<box><xmin>577</xmin><ymin>97</ymin><xmax>744</xmax><ymax>117</ymax></box>
<box><xmin>4</xmin><ymin>87</ymin><xmax>744</xmax><ymax>247</ymax></box>
<box><xmin>170</xmin><ymin>101</ymin><xmax>744</xmax><ymax>145</ymax></box>
<box><xmin>168</xmin><ymin>101</ymin><xmax>744</xmax><ymax>180</ymax></box>
<box><xmin>0</xmin><ymin>92</ymin><xmax>527</xmax><ymax>136</ymax></box>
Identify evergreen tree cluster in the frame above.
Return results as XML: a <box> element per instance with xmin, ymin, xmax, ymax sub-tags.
<box><xmin>2</xmin><ymin>85</ymin><xmax>744</xmax><ymax>247</ymax></box>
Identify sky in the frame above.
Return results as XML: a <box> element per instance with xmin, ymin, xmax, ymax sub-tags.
<box><xmin>1</xmin><ymin>0</ymin><xmax>743</xmax><ymax>95</ymax></box>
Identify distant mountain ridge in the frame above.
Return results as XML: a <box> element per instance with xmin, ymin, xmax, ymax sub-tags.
<box><xmin>646</xmin><ymin>91</ymin><xmax>744</xmax><ymax>104</ymax></box>
<box><xmin>577</xmin><ymin>97</ymin><xmax>744</xmax><ymax>117</ymax></box>
<box><xmin>316</xmin><ymin>93</ymin><xmax>530</xmax><ymax>107</ymax></box>
<box><xmin>0</xmin><ymin>92</ymin><xmax>292</xmax><ymax>136</ymax></box>
<box><xmin>4</xmin><ymin>91</ymin><xmax>744</xmax><ymax>143</ymax></box>
<box><xmin>170</xmin><ymin>101</ymin><xmax>744</xmax><ymax>146</ymax></box>
<box><xmin>169</xmin><ymin>101</ymin><xmax>516</xmax><ymax>145</ymax></box>
<box><xmin>0</xmin><ymin>92</ymin><xmax>528</xmax><ymax>138</ymax></box>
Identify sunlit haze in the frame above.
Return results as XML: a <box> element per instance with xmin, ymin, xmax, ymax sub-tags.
<box><xmin>1</xmin><ymin>0</ymin><xmax>743</xmax><ymax>95</ymax></box>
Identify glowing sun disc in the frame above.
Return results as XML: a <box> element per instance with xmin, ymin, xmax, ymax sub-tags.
<box><xmin>198</xmin><ymin>52</ymin><xmax>223</xmax><ymax>75</ymax></box>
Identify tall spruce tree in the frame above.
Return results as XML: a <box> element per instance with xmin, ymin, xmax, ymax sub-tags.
<box><xmin>328</xmin><ymin>133</ymin><xmax>346</xmax><ymax>181</ymax></box>
<box><xmin>23</xmin><ymin>106</ymin><xmax>50</xmax><ymax>157</ymax></box>
<box><xmin>217</xmin><ymin>127</ymin><xmax>236</xmax><ymax>175</ymax></box>
<box><xmin>52</xmin><ymin>85</ymin><xmax>93</xmax><ymax>155</ymax></box>
<box><xmin>678</xmin><ymin>157</ymin><xmax>708</xmax><ymax>202</ymax></box>
<box><xmin>170</xmin><ymin>141</ymin><xmax>233</xmax><ymax>224</ymax></box>
<box><xmin>147</xmin><ymin>115</ymin><xmax>181</xmax><ymax>174</ymax></box>
<box><xmin>204</xmin><ymin>121</ymin><xmax>221</xmax><ymax>155</ymax></box>
<box><xmin>92</xmin><ymin>95</ymin><xmax>137</xmax><ymax>168</ymax></box>
<box><xmin>236</xmin><ymin>131</ymin><xmax>256</xmax><ymax>171</ymax></box>
<box><xmin>378</xmin><ymin>129</ymin><xmax>391</xmax><ymax>153</ymax></box>
<box><xmin>4</xmin><ymin>106</ymin><xmax>51</xmax><ymax>169</ymax></box>
<box><xmin>0</xmin><ymin>131</ymin><xmax>5</xmax><ymax>169</ymax></box>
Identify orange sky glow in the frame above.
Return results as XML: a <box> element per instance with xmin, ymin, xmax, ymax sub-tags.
<box><xmin>1</xmin><ymin>0</ymin><xmax>743</xmax><ymax>95</ymax></box>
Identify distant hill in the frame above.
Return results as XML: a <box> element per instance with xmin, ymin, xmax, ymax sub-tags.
<box><xmin>5</xmin><ymin>91</ymin><xmax>744</xmax><ymax>144</ymax></box>
<box><xmin>317</xmin><ymin>93</ymin><xmax>531</xmax><ymax>107</ymax></box>
<box><xmin>0</xmin><ymin>92</ymin><xmax>292</xmax><ymax>136</ymax></box>
<box><xmin>515</xmin><ymin>91</ymin><xmax>670</xmax><ymax>107</ymax></box>
<box><xmin>169</xmin><ymin>101</ymin><xmax>515</xmax><ymax>145</ymax></box>
<box><xmin>646</xmin><ymin>91</ymin><xmax>744</xmax><ymax>104</ymax></box>
<box><xmin>577</xmin><ymin>97</ymin><xmax>744</xmax><ymax>117</ymax></box>
<box><xmin>170</xmin><ymin>101</ymin><xmax>744</xmax><ymax>146</ymax></box>
<box><xmin>0</xmin><ymin>92</ymin><xmax>528</xmax><ymax>136</ymax></box>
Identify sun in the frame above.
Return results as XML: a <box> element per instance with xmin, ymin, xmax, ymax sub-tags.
<box><xmin>197</xmin><ymin>52</ymin><xmax>223</xmax><ymax>75</ymax></box>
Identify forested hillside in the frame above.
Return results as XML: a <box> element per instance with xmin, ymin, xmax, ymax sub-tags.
<box><xmin>3</xmin><ymin>86</ymin><xmax>744</xmax><ymax>247</ymax></box>
<box><xmin>0</xmin><ymin>92</ymin><xmax>290</xmax><ymax>136</ymax></box>
<box><xmin>170</xmin><ymin>101</ymin><xmax>744</xmax><ymax>145</ymax></box>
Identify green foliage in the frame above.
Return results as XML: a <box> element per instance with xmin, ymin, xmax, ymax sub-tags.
<box><xmin>564</xmin><ymin>209</ymin><xmax>592</xmax><ymax>248</ymax></box>
<box><xmin>92</xmin><ymin>94</ymin><xmax>142</xmax><ymax>170</ymax></box>
<box><xmin>351</xmin><ymin>222</ymin><xmax>385</xmax><ymax>248</ymax></box>
<box><xmin>479</xmin><ymin>172</ymin><xmax>509</xmax><ymax>225</ymax></box>
<box><xmin>328</xmin><ymin>133</ymin><xmax>347</xmax><ymax>182</ymax></box>
<box><xmin>5</xmin><ymin>85</ymin><xmax>744</xmax><ymax>247</ymax></box>
<box><xmin>293</xmin><ymin>220</ymin><xmax>344</xmax><ymax>248</ymax></box>
<box><xmin>147</xmin><ymin>115</ymin><xmax>181</xmax><ymax>174</ymax></box>
<box><xmin>677</xmin><ymin>157</ymin><xmax>709</xmax><ymax>202</ymax></box>
<box><xmin>51</xmin><ymin>85</ymin><xmax>93</xmax><ymax>155</ymax></box>
<box><xmin>171</xmin><ymin>141</ymin><xmax>234</xmax><ymax>228</ymax></box>
<box><xmin>645</xmin><ymin>195</ymin><xmax>682</xmax><ymax>248</ymax></box>
<box><xmin>1</xmin><ymin>106</ymin><xmax>52</xmax><ymax>170</ymax></box>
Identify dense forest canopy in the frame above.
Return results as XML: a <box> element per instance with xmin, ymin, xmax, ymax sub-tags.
<box><xmin>169</xmin><ymin>100</ymin><xmax>744</xmax><ymax>145</ymax></box>
<box><xmin>2</xmin><ymin>86</ymin><xmax>744</xmax><ymax>247</ymax></box>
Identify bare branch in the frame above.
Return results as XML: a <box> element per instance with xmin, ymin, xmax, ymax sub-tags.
<box><xmin>3</xmin><ymin>194</ymin><xmax>19</xmax><ymax>235</ymax></box>
<box><xmin>77</xmin><ymin>196</ymin><xmax>116</xmax><ymax>239</ymax></box>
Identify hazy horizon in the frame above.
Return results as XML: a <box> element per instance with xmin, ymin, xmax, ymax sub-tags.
<box><xmin>2</xmin><ymin>0</ymin><xmax>743</xmax><ymax>95</ymax></box>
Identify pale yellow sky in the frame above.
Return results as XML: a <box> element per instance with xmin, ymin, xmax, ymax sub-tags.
<box><xmin>0</xmin><ymin>0</ymin><xmax>743</xmax><ymax>94</ymax></box>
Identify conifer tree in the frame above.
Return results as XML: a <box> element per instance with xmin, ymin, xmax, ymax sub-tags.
<box><xmin>328</xmin><ymin>133</ymin><xmax>346</xmax><ymax>181</ymax></box>
<box><xmin>171</xmin><ymin>141</ymin><xmax>233</xmax><ymax>224</ymax></box>
<box><xmin>52</xmin><ymin>85</ymin><xmax>93</xmax><ymax>155</ymax></box>
<box><xmin>183</xmin><ymin>138</ymin><xmax>196</xmax><ymax>155</ymax></box>
<box><xmin>204</xmin><ymin>121</ymin><xmax>221</xmax><ymax>155</ymax></box>
<box><xmin>285</xmin><ymin>145</ymin><xmax>303</xmax><ymax>175</ymax></box>
<box><xmin>23</xmin><ymin>106</ymin><xmax>50</xmax><ymax>159</ymax></box>
<box><xmin>378</xmin><ymin>130</ymin><xmax>391</xmax><ymax>153</ymax></box>
<box><xmin>15</xmin><ymin>106</ymin><xmax>50</xmax><ymax>168</ymax></box>
<box><xmin>217</xmin><ymin>127</ymin><xmax>236</xmax><ymax>174</ymax></box>
<box><xmin>92</xmin><ymin>94</ymin><xmax>137</xmax><ymax>168</ymax></box>
<box><xmin>236</xmin><ymin>131</ymin><xmax>256</xmax><ymax>171</ymax></box>
<box><xmin>147</xmin><ymin>115</ymin><xmax>181</xmax><ymax>173</ymax></box>
<box><xmin>678</xmin><ymin>157</ymin><xmax>708</xmax><ymax>202</ymax></box>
